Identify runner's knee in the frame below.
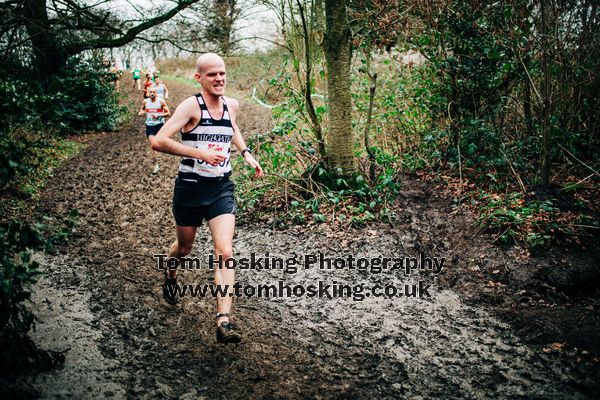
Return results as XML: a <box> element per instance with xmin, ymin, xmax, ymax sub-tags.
<box><xmin>176</xmin><ymin>242</ymin><xmax>193</xmax><ymax>257</ymax></box>
<box><xmin>214</xmin><ymin>245</ymin><xmax>232</xmax><ymax>260</ymax></box>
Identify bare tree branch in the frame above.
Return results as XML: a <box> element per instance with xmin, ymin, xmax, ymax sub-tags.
<box><xmin>65</xmin><ymin>0</ymin><xmax>202</xmax><ymax>55</ymax></box>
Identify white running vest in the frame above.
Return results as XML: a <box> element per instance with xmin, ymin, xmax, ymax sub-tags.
<box><xmin>144</xmin><ymin>98</ymin><xmax>165</xmax><ymax>126</ymax></box>
<box><xmin>178</xmin><ymin>94</ymin><xmax>233</xmax><ymax>179</ymax></box>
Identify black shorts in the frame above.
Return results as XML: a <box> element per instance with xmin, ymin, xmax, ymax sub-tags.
<box><xmin>146</xmin><ymin>124</ymin><xmax>163</xmax><ymax>137</ymax></box>
<box><xmin>172</xmin><ymin>176</ymin><xmax>236</xmax><ymax>227</ymax></box>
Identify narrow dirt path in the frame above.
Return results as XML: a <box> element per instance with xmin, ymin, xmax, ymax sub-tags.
<box><xmin>10</xmin><ymin>79</ymin><xmax>598</xmax><ymax>399</ymax></box>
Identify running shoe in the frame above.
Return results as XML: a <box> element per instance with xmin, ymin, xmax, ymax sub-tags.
<box><xmin>216</xmin><ymin>322</ymin><xmax>242</xmax><ymax>344</ymax></box>
<box><xmin>162</xmin><ymin>270</ymin><xmax>177</xmax><ymax>305</ymax></box>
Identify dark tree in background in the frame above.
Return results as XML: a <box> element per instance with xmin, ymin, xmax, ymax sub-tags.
<box><xmin>2</xmin><ymin>0</ymin><xmax>201</xmax><ymax>84</ymax></box>
<box><xmin>204</xmin><ymin>0</ymin><xmax>242</xmax><ymax>55</ymax></box>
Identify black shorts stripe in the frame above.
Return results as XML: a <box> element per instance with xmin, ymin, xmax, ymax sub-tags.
<box><xmin>178</xmin><ymin>171</ymin><xmax>232</xmax><ymax>182</ymax></box>
<box><xmin>181</xmin><ymin>158</ymin><xmax>195</xmax><ymax>167</ymax></box>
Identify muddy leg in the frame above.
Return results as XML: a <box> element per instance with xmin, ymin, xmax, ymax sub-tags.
<box><xmin>167</xmin><ymin>226</ymin><xmax>197</xmax><ymax>279</ymax></box>
<box><xmin>208</xmin><ymin>214</ymin><xmax>235</xmax><ymax>326</ymax></box>
<box><xmin>148</xmin><ymin>136</ymin><xmax>158</xmax><ymax>167</ymax></box>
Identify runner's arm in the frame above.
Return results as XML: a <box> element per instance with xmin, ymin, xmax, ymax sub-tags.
<box><xmin>228</xmin><ymin>98</ymin><xmax>264</xmax><ymax>178</ymax></box>
<box><xmin>164</xmin><ymin>84</ymin><xmax>169</xmax><ymax>99</ymax></box>
<box><xmin>160</xmin><ymin>100</ymin><xmax>171</xmax><ymax>117</ymax></box>
<box><xmin>137</xmin><ymin>101</ymin><xmax>146</xmax><ymax>116</ymax></box>
<box><xmin>152</xmin><ymin>97</ymin><xmax>226</xmax><ymax>166</ymax></box>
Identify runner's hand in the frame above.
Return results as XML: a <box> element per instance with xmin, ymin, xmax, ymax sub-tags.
<box><xmin>198</xmin><ymin>149</ymin><xmax>227</xmax><ymax>166</ymax></box>
<box><xmin>244</xmin><ymin>153</ymin><xmax>264</xmax><ymax>178</ymax></box>
<box><xmin>138</xmin><ymin>110</ymin><xmax>144</xmax><ymax>116</ymax></box>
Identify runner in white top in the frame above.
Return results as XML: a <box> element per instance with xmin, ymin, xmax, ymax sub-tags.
<box><xmin>138</xmin><ymin>86</ymin><xmax>170</xmax><ymax>174</ymax></box>
<box><xmin>154</xmin><ymin>77</ymin><xmax>169</xmax><ymax>100</ymax></box>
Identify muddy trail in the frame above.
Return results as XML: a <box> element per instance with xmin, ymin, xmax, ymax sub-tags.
<box><xmin>4</xmin><ymin>79</ymin><xmax>599</xmax><ymax>399</ymax></box>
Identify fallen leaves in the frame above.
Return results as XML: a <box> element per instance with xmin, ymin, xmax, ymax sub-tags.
<box><xmin>542</xmin><ymin>342</ymin><xmax>565</xmax><ymax>353</ymax></box>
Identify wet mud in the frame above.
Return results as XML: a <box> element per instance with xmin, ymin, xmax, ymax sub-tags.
<box><xmin>3</xmin><ymin>79</ymin><xmax>598</xmax><ymax>399</ymax></box>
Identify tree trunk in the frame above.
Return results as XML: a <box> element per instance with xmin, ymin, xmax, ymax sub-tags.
<box><xmin>297</xmin><ymin>0</ymin><xmax>326</xmax><ymax>158</ymax></box>
<box><xmin>23</xmin><ymin>0</ymin><xmax>67</xmax><ymax>85</ymax></box>
<box><xmin>362</xmin><ymin>44</ymin><xmax>377</xmax><ymax>181</ymax></box>
<box><xmin>540</xmin><ymin>1</ymin><xmax>552</xmax><ymax>187</ymax></box>
<box><xmin>364</xmin><ymin>70</ymin><xmax>378</xmax><ymax>181</ymax></box>
<box><xmin>324</xmin><ymin>0</ymin><xmax>357</xmax><ymax>174</ymax></box>
<box><xmin>523</xmin><ymin>70</ymin><xmax>534</xmax><ymax>138</ymax></box>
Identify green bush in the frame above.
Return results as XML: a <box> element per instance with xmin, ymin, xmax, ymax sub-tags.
<box><xmin>46</xmin><ymin>57</ymin><xmax>123</xmax><ymax>133</ymax></box>
<box><xmin>0</xmin><ymin>131</ymin><xmax>47</xmax><ymax>189</ymax></box>
<box><xmin>0</xmin><ymin>211</ymin><xmax>78</xmax><ymax>336</ymax></box>
<box><xmin>0</xmin><ymin>221</ymin><xmax>45</xmax><ymax>339</ymax></box>
<box><xmin>0</xmin><ymin>211</ymin><xmax>77</xmax><ymax>373</ymax></box>
<box><xmin>0</xmin><ymin>56</ymin><xmax>121</xmax><ymax>191</ymax></box>
<box><xmin>0</xmin><ymin>56</ymin><xmax>122</xmax><ymax>135</ymax></box>
<box><xmin>233</xmin><ymin>89</ymin><xmax>402</xmax><ymax>227</ymax></box>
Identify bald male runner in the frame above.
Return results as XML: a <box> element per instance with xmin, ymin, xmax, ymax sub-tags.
<box><xmin>152</xmin><ymin>53</ymin><xmax>263</xmax><ymax>344</ymax></box>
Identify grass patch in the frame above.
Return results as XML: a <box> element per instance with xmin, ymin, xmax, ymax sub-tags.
<box><xmin>16</xmin><ymin>138</ymin><xmax>85</xmax><ymax>199</ymax></box>
<box><xmin>1</xmin><ymin>136</ymin><xmax>85</xmax><ymax>221</ymax></box>
<box><xmin>161</xmin><ymin>73</ymin><xmax>199</xmax><ymax>88</ymax></box>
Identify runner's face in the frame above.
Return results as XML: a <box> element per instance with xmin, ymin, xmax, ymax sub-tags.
<box><xmin>148</xmin><ymin>88</ymin><xmax>157</xmax><ymax>100</ymax></box>
<box><xmin>199</xmin><ymin>62</ymin><xmax>226</xmax><ymax>97</ymax></box>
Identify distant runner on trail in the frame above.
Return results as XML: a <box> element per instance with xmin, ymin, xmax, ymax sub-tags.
<box><xmin>152</xmin><ymin>53</ymin><xmax>263</xmax><ymax>344</ymax></box>
<box><xmin>110</xmin><ymin>62</ymin><xmax>122</xmax><ymax>92</ymax></box>
<box><xmin>138</xmin><ymin>86</ymin><xmax>170</xmax><ymax>174</ymax></box>
<box><xmin>143</xmin><ymin>73</ymin><xmax>153</xmax><ymax>98</ymax></box>
<box><xmin>154</xmin><ymin>77</ymin><xmax>169</xmax><ymax>100</ymax></box>
<box><xmin>148</xmin><ymin>63</ymin><xmax>156</xmax><ymax>80</ymax></box>
<box><xmin>132</xmin><ymin>66</ymin><xmax>142</xmax><ymax>90</ymax></box>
